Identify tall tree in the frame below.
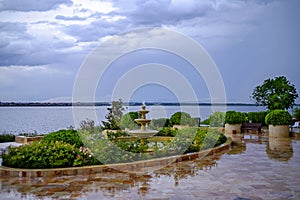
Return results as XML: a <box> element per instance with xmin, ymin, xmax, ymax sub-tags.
<box><xmin>102</xmin><ymin>99</ymin><xmax>124</xmax><ymax>130</ymax></box>
<box><xmin>251</xmin><ymin>76</ymin><xmax>298</xmax><ymax>110</ymax></box>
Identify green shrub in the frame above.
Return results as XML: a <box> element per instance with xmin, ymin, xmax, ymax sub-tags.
<box><xmin>190</xmin><ymin>117</ymin><xmax>200</xmax><ymax>127</ymax></box>
<box><xmin>80</xmin><ymin>126</ymin><xmax>227</xmax><ymax>164</ymax></box>
<box><xmin>167</xmin><ymin>127</ymin><xmax>227</xmax><ymax>153</ymax></box>
<box><xmin>106</xmin><ymin>130</ymin><xmax>129</xmax><ymax>140</ymax></box>
<box><xmin>79</xmin><ymin>134</ymin><xmax>148</xmax><ymax>164</ymax></box>
<box><xmin>120</xmin><ymin>112</ymin><xmax>139</xmax><ymax>130</ymax></box>
<box><xmin>247</xmin><ymin>111</ymin><xmax>268</xmax><ymax>125</ymax></box>
<box><xmin>190</xmin><ymin>128</ymin><xmax>226</xmax><ymax>152</ymax></box>
<box><xmin>293</xmin><ymin>107</ymin><xmax>300</xmax><ymax>120</ymax></box>
<box><xmin>150</xmin><ymin>118</ymin><xmax>170</xmax><ymax>129</ymax></box>
<box><xmin>73</xmin><ymin>146</ymin><xmax>101</xmax><ymax>167</ymax></box>
<box><xmin>156</xmin><ymin>127</ymin><xmax>178</xmax><ymax>137</ymax></box>
<box><xmin>2</xmin><ymin>140</ymin><xmax>100</xmax><ymax>169</ymax></box>
<box><xmin>3</xmin><ymin>141</ymin><xmax>74</xmax><ymax>168</ymax></box>
<box><xmin>169</xmin><ymin>112</ymin><xmax>192</xmax><ymax>126</ymax></box>
<box><xmin>115</xmin><ymin>139</ymin><xmax>148</xmax><ymax>154</ymax></box>
<box><xmin>42</xmin><ymin>129</ymin><xmax>83</xmax><ymax>148</ymax></box>
<box><xmin>209</xmin><ymin>112</ymin><xmax>226</xmax><ymax>127</ymax></box>
<box><xmin>201</xmin><ymin>118</ymin><xmax>210</xmax><ymax>125</ymax></box>
<box><xmin>265</xmin><ymin>110</ymin><xmax>292</xmax><ymax>125</ymax></box>
<box><xmin>79</xmin><ymin>119</ymin><xmax>103</xmax><ymax>135</ymax></box>
<box><xmin>200</xmin><ymin>128</ymin><xmax>227</xmax><ymax>150</ymax></box>
<box><xmin>225</xmin><ymin>111</ymin><xmax>248</xmax><ymax>124</ymax></box>
<box><xmin>0</xmin><ymin>134</ymin><xmax>15</xmax><ymax>143</ymax></box>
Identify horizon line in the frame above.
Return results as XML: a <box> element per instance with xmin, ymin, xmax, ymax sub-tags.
<box><xmin>1</xmin><ymin>101</ymin><xmax>299</xmax><ymax>107</ymax></box>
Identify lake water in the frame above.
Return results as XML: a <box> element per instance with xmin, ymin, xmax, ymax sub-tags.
<box><xmin>0</xmin><ymin>105</ymin><xmax>266</xmax><ymax>134</ymax></box>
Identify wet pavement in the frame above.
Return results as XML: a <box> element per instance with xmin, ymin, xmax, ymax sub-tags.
<box><xmin>1</xmin><ymin>134</ymin><xmax>300</xmax><ymax>200</ymax></box>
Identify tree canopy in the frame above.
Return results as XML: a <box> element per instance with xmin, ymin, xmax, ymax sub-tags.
<box><xmin>251</xmin><ymin>76</ymin><xmax>298</xmax><ymax>110</ymax></box>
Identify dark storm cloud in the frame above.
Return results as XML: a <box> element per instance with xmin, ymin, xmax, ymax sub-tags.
<box><xmin>0</xmin><ymin>21</ymin><xmax>77</xmax><ymax>66</ymax></box>
<box><xmin>0</xmin><ymin>22</ymin><xmax>27</xmax><ymax>34</ymax></box>
<box><xmin>237</xmin><ymin>0</ymin><xmax>278</xmax><ymax>5</ymax></box>
<box><xmin>0</xmin><ymin>22</ymin><xmax>32</xmax><ymax>66</ymax></box>
<box><xmin>0</xmin><ymin>38</ymin><xmax>78</xmax><ymax>66</ymax></box>
<box><xmin>59</xmin><ymin>0</ymin><xmax>216</xmax><ymax>42</ymax></box>
<box><xmin>0</xmin><ymin>0</ymin><xmax>73</xmax><ymax>11</ymax></box>
<box><xmin>118</xmin><ymin>0</ymin><xmax>213</xmax><ymax>26</ymax></box>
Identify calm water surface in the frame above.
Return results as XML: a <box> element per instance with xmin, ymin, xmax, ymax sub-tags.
<box><xmin>0</xmin><ymin>105</ymin><xmax>265</xmax><ymax>134</ymax></box>
<box><xmin>0</xmin><ymin>134</ymin><xmax>300</xmax><ymax>199</ymax></box>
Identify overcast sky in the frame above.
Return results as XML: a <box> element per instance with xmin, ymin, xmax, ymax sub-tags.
<box><xmin>0</xmin><ymin>0</ymin><xmax>299</xmax><ymax>103</ymax></box>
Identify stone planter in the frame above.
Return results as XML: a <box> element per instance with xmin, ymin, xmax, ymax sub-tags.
<box><xmin>268</xmin><ymin>137</ymin><xmax>291</xmax><ymax>150</ymax></box>
<box><xmin>225</xmin><ymin>124</ymin><xmax>242</xmax><ymax>134</ymax></box>
<box><xmin>268</xmin><ymin>125</ymin><xmax>290</xmax><ymax>138</ymax></box>
<box><xmin>15</xmin><ymin>136</ymin><xmax>44</xmax><ymax>144</ymax></box>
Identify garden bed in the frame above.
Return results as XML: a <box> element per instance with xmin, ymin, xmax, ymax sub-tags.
<box><xmin>0</xmin><ymin>137</ymin><xmax>231</xmax><ymax>178</ymax></box>
<box><xmin>1</xmin><ymin>128</ymin><xmax>228</xmax><ymax>170</ymax></box>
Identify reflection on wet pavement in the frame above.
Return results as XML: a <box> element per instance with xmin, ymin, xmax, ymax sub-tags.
<box><xmin>1</xmin><ymin>134</ymin><xmax>300</xmax><ymax>200</ymax></box>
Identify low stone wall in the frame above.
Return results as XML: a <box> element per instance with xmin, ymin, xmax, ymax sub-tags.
<box><xmin>15</xmin><ymin>136</ymin><xmax>44</xmax><ymax>144</ymax></box>
<box><xmin>225</xmin><ymin>124</ymin><xmax>242</xmax><ymax>134</ymax></box>
<box><xmin>0</xmin><ymin>138</ymin><xmax>232</xmax><ymax>178</ymax></box>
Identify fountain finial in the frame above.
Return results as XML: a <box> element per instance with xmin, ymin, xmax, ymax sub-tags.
<box><xmin>142</xmin><ymin>104</ymin><xmax>146</xmax><ymax>110</ymax></box>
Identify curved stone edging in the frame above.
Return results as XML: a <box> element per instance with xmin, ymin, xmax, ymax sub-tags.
<box><xmin>0</xmin><ymin>138</ymin><xmax>232</xmax><ymax>178</ymax></box>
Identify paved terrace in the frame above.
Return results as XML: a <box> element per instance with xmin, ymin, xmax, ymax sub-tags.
<box><xmin>0</xmin><ymin>134</ymin><xmax>300</xmax><ymax>199</ymax></box>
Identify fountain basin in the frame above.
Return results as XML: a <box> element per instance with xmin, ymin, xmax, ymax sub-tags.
<box><xmin>129</xmin><ymin>129</ymin><xmax>158</xmax><ymax>138</ymax></box>
<box><xmin>134</xmin><ymin>119</ymin><xmax>151</xmax><ymax>124</ymax></box>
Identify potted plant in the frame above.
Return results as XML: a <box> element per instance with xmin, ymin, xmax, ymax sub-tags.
<box><xmin>224</xmin><ymin>111</ymin><xmax>248</xmax><ymax>134</ymax></box>
<box><xmin>265</xmin><ymin>110</ymin><xmax>292</xmax><ymax>138</ymax></box>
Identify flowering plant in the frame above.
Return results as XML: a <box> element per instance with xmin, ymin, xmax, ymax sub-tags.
<box><xmin>73</xmin><ymin>146</ymin><xmax>100</xmax><ymax>166</ymax></box>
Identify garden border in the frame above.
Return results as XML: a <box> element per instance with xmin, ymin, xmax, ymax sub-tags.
<box><xmin>0</xmin><ymin>137</ymin><xmax>231</xmax><ymax>178</ymax></box>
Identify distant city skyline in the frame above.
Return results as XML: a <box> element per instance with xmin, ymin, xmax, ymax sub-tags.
<box><xmin>0</xmin><ymin>0</ymin><xmax>299</xmax><ymax>103</ymax></box>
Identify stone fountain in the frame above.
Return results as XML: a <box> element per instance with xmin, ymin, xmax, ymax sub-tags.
<box><xmin>129</xmin><ymin>105</ymin><xmax>158</xmax><ymax>138</ymax></box>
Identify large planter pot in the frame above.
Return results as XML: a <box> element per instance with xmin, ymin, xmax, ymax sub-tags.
<box><xmin>268</xmin><ymin>125</ymin><xmax>290</xmax><ymax>138</ymax></box>
<box><xmin>225</xmin><ymin>124</ymin><xmax>242</xmax><ymax>134</ymax></box>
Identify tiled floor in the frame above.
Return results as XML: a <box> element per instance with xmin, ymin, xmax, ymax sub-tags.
<box><xmin>1</xmin><ymin>134</ymin><xmax>300</xmax><ymax>200</ymax></box>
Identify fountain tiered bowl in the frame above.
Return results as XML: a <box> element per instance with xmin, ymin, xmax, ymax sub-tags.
<box><xmin>129</xmin><ymin>105</ymin><xmax>158</xmax><ymax>138</ymax></box>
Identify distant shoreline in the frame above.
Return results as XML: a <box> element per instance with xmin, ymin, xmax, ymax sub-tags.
<box><xmin>1</xmin><ymin>102</ymin><xmax>298</xmax><ymax>107</ymax></box>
